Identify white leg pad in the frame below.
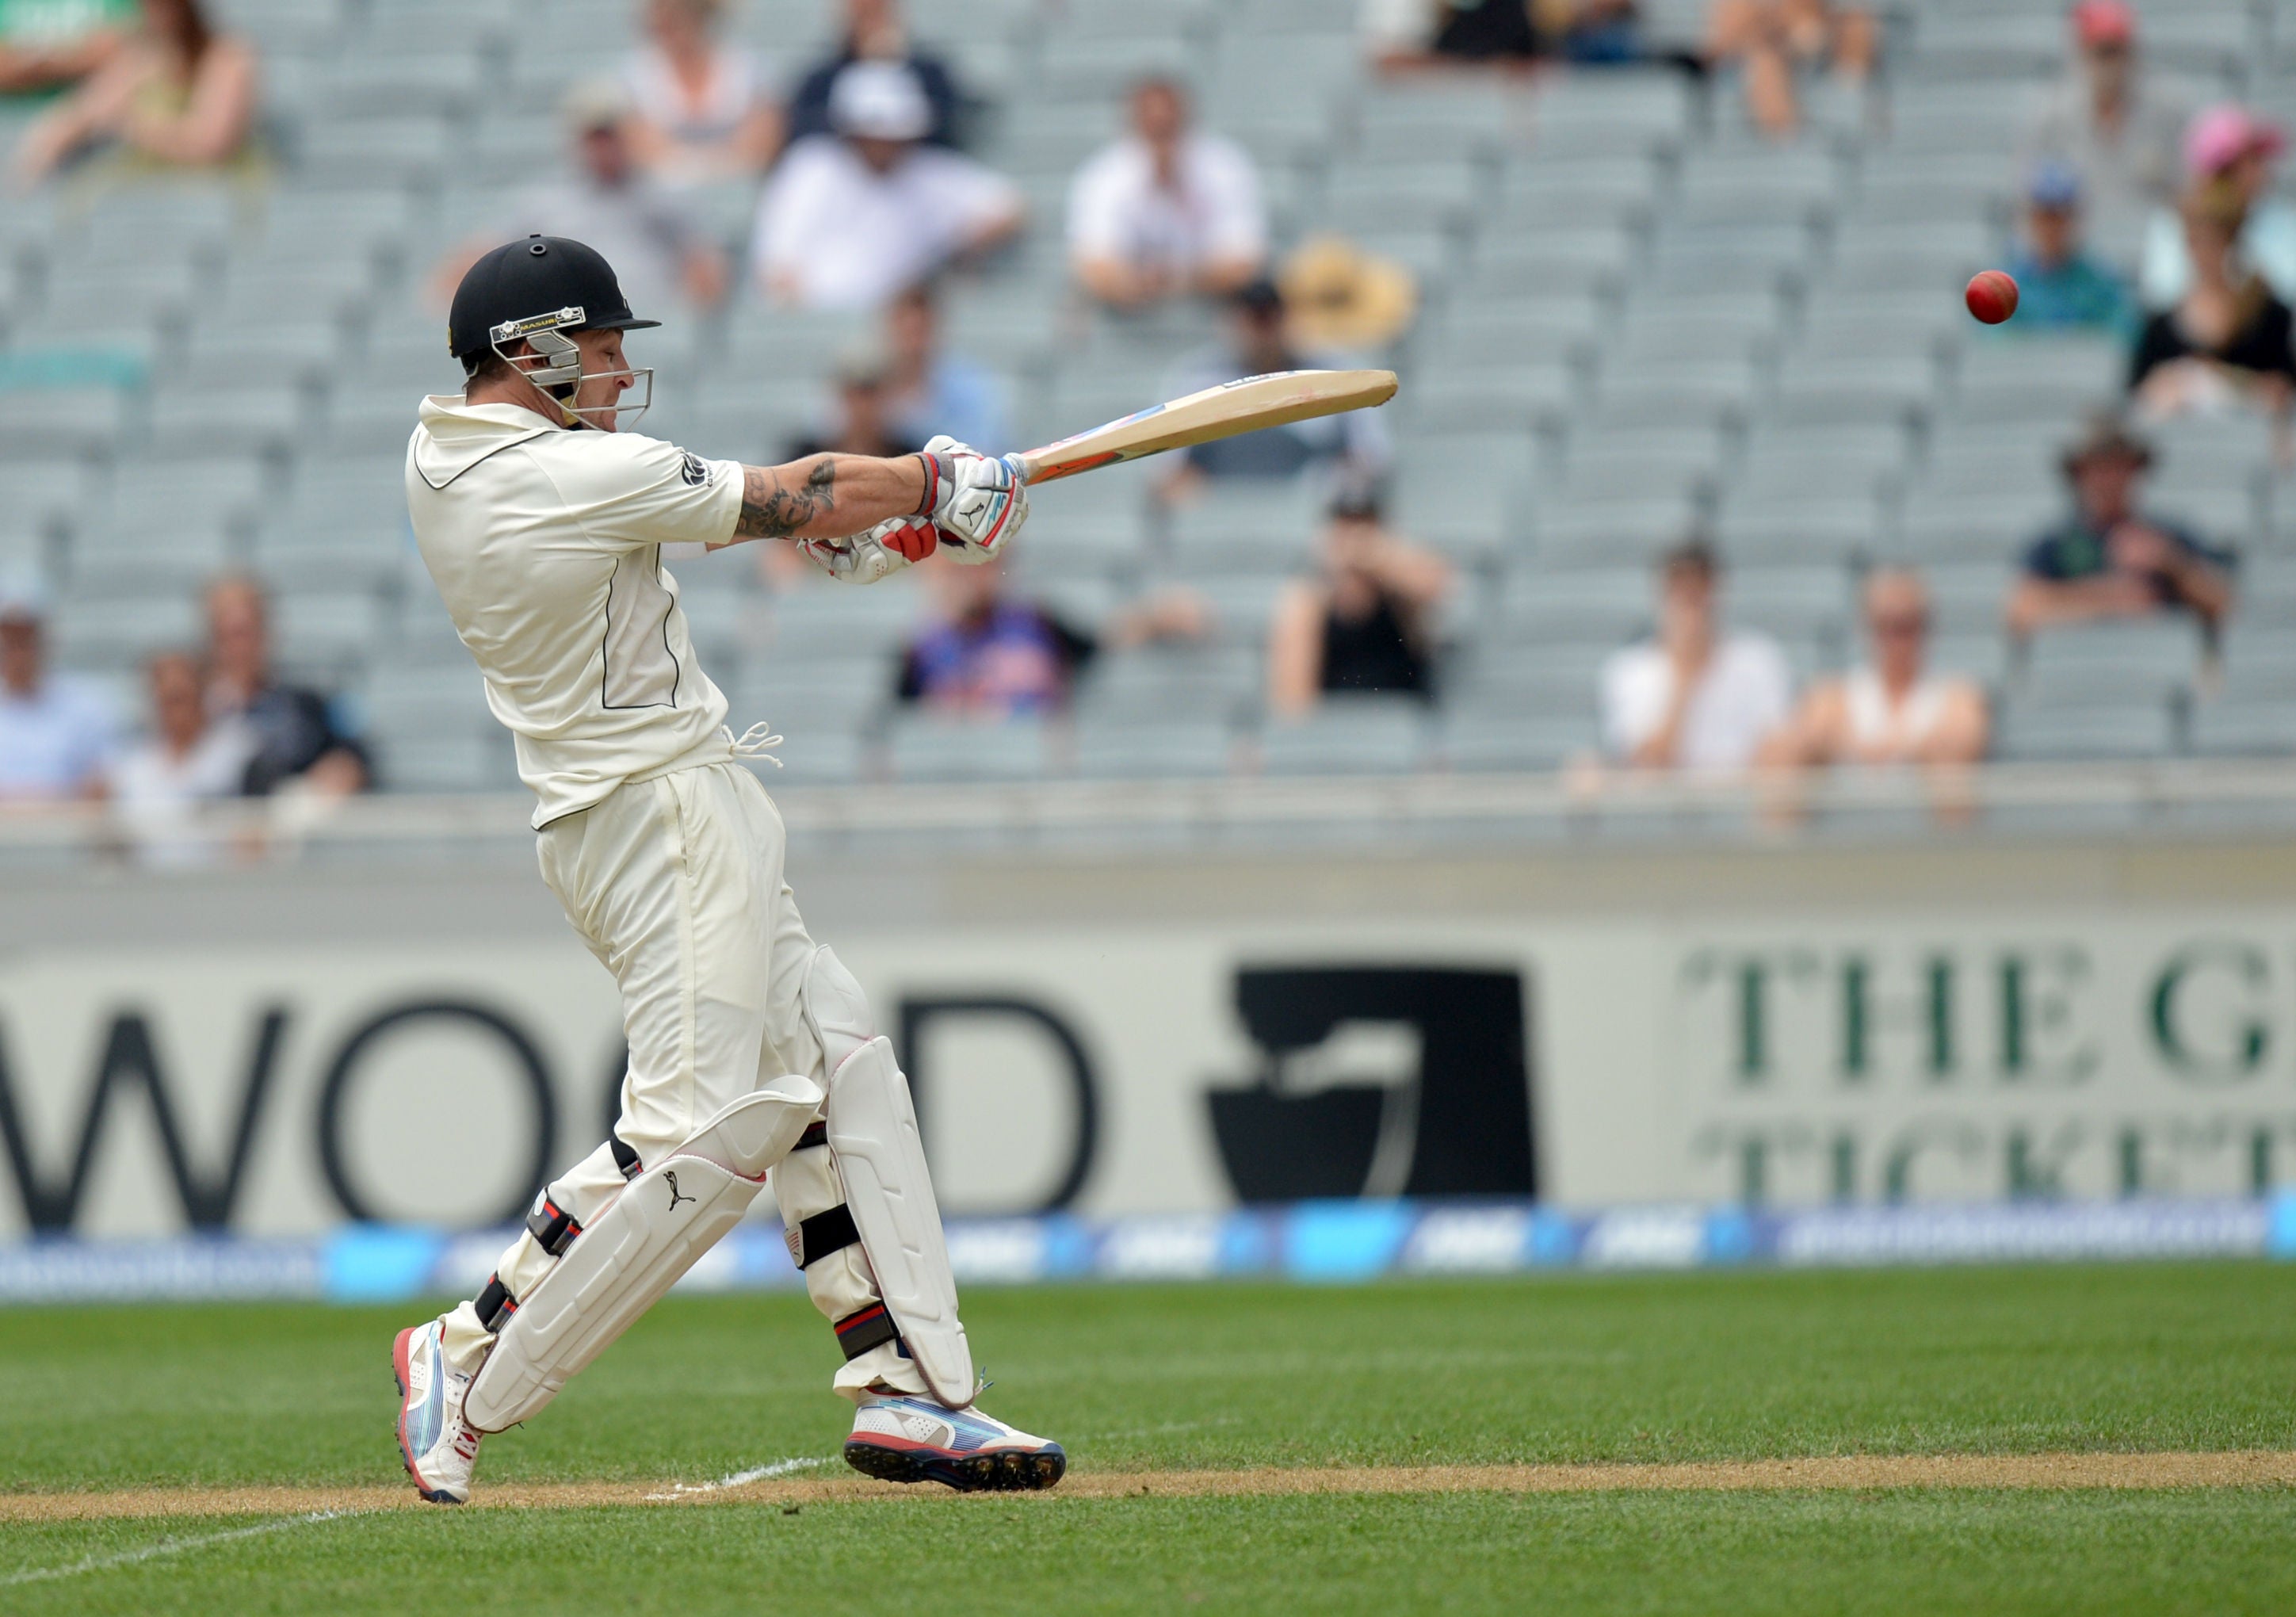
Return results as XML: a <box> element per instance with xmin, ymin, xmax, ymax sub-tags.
<box><xmin>824</xmin><ymin>1037</ymin><xmax>975</xmax><ymax>1408</ymax></box>
<box><xmin>464</xmin><ymin>1074</ymin><xmax>823</xmax><ymax>1432</ymax></box>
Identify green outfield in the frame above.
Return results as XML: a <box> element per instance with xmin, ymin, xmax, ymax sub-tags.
<box><xmin>3</xmin><ymin>1263</ymin><xmax>2294</xmax><ymax>1614</ymax></box>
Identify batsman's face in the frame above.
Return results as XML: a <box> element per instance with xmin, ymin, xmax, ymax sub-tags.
<box><xmin>571</xmin><ymin>330</ymin><xmax>636</xmax><ymax>431</ymax></box>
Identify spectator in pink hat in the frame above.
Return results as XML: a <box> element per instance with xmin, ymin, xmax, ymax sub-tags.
<box><xmin>2141</xmin><ymin>105</ymin><xmax>2296</xmax><ymax>310</ymax></box>
<box><xmin>2021</xmin><ymin>0</ymin><xmax>2187</xmax><ymax>227</ymax></box>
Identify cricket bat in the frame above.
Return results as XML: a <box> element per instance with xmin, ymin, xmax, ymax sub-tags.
<box><xmin>1016</xmin><ymin>369</ymin><xmax>1399</xmax><ymax>485</ymax></box>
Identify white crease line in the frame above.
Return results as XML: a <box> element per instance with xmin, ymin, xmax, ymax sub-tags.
<box><xmin>0</xmin><ymin>1509</ymin><xmax>352</xmax><ymax>1588</ymax></box>
<box><xmin>645</xmin><ymin>1455</ymin><xmax>828</xmax><ymax>1500</ymax></box>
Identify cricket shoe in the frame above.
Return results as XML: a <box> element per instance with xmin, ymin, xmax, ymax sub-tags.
<box><xmin>393</xmin><ymin>1321</ymin><xmax>483</xmax><ymax>1504</ymax></box>
<box><xmin>843</xmin><ymin>1393</ymin><xmax>1067</xmax><ymax>1492</ymax></box>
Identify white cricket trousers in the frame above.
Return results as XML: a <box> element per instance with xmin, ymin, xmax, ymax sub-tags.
<box><xmin>436</xmin><ymin>759</ymin><xmax>934</xmax><ymax>1402</ymax></box>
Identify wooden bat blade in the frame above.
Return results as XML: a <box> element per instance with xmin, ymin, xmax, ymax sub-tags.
<box><xmin>1016</xmin><ymin>369</ymin><xmax>1399</xmax><ymax>485</ymax></box>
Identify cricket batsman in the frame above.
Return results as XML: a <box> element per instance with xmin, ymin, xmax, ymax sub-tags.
<box><xmin>389</xmin><ymin>235</ymin><xmax>1062</xmax><ymax>1504</ymax></box>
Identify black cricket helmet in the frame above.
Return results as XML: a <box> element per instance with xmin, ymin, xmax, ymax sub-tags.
<box><xmin>449</xmin><ymin>235</ymin><xmax>659</xmax><ymax>427</ymax></box>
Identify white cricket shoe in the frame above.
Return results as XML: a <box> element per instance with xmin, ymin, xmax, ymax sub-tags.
<box><xmin>844</xmin><ymin>1393</ymin><xmax>1067</xmax><ymax>1493</ymax></box>
<box><xmin>393</xmin><ymin>1321</ymin><xmax>483</xmax><ymax>1504</ymax></box>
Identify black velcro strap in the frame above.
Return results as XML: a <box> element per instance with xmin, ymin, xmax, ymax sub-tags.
<box><xmin>794</xmin><ymin>1121</ymin><xmax>829</xmax><ymax>1151</ymax></box>
<box><xmin>795</xmin><ymin>1204</ymin><xmax>861</xmax><ymax>1268</ymax></box>
<box><xmin>476</xmin><ymin>1274</ymin><xmax>518</xmax><ymax>1333</ymax></box>
<box><xmin>833</xmin><ymin>1303</ymin><xmax>899</xmax><ymax>1360</ymax></box>
<box><xmin>609</xmin><ymin>1137</ymin><xmax>642</xmax><ymax>1181</ymax></box>
<box><xmin>525</xmin><ymin>1195</ymin><xmax>582</xmax><ymax>1257</ymax></box>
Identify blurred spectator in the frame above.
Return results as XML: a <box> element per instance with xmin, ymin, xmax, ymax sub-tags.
<box><xmin>1068</xmin><ymin>76</ymin><xmax>1266</xmax><ymax>311</ymax></box>
<box><xmin>1266</xmin><ymin>489</ymin><xmax>1452</xmax><ymax>717</ymax></box>
<box><xmin>1761</xmin><ymin>570</ymin><xmax>1988</xmax><ymax>773</ymax></box>
<box><xmin>0</xmin><ymin>0</ymin><xmax>131</xmax><ymax>101</ymax></box>
<box><xmin>2007</xmin><ymin>415</ymin><xmax>2235</xmax><ymax>640</ymax></box>
<box><xmin>1279</xmin><ymin>235</ymin><xmax>1420</xmax><ymax>354</ymax></box>
<box><xmin>897</xmin><ymin>557</ymin><xmax>1207</xmax><ymax>718</ymax></box>
<box><xmin>436</xmin><ymin>82</ymin><xmax>728</xmax><ymax>319</ymax></box>
<box><xmin>1601</xmin><ymin>541</ymin><xmax>1794</xmax><ymax>773</ymax></box>
<box><xmin>1704</xmin><ymin>0</ymin><xmax>1875</xmax><ymax>141</ymax></box>
<box><xmin>622</xmin><ymin>0</ymin><xmax>777</xmax><ymax>185</ymax></box>
<box><xmin>1162</xmin><ymin>279</ymin><xmax>1393</xmax><ymax>491</ymax></box>
<box><xmin>2000</xmin><ymin>162</ymin><xmax>2130</xmax><ymax>334</ymax></box>
<box><xmin>2141</xmin><ymin>105</ymin><xmax>2296</xmax><ymax>312</ymax></box>
<box><xmin>785</xmin><ymin>0</ymin><xmax>959</xmax><ymax>151</ymax></box>
<box><xmin>11</xmin><ymin>0</ymin><xmax>258</xmax><ymax>189</ymax></box>
<box><xmin>109</xmin><ymin>649</ymin><xmax>252</xmax><ymax>867</ymax></box>
<box><xmin>201</xmin><ymin>576</ymin><xmax>369</xmax><ymax>798</ymax></box>
<box><xmin>753</xmin><ymin>61</ymin><xmax>1021</xmax><ymax>311</ymax></box>
<box><xmin>787</xmin><ymin>341</ymin><xmax>923</xmax><ymax>461</ymax></box>
<box><xmin>0</xmin><ymin>574</ymin><xmax>113</xmax><ymax>804</ymax></box>
<box><xmin>882</xmin><ymin>281</ymin><xmax>1008</xmax><ymax>453</ymax></box>
<box><xmin>2129</xmin><ymin>184</ymin><xmax>2296</xmax><ymax>420</ymax></box>
<box><xmin>1362</xmin><ymin>0</ymin><xmax>1645</xmax><ymax>71</ymax></box>
<box><xmin>2020</xmin><ymin>0</ymin><xmax>2185</xmax><ymax>223</ymax></box>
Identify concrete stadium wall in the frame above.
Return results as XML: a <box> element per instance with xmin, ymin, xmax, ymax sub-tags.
<box><xmin>7</xmin><ymin>831</ymin><xmax>2296</xmax><ymax>1237</ymax></box>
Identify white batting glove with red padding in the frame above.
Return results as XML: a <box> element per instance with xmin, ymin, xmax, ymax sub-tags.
<box><xmin>918</xmin><ymin>435</ymin><xmax>1028</xmax><ymax>564</ymax></box>
<box><xmin>800</xmin><ymin>516</ymin><xmax>938</xmax><ymax>585</ymax></box>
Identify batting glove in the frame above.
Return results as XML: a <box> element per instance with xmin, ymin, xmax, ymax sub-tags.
<box><xmin>800</xmin><ymin>516</ymin><xmax>937</xmax><ymax>585</ymax></box>
<box><xmin>917</xmin><ymin>434</ymin><xmax>1028</xmax><ymax>565</ymax></box>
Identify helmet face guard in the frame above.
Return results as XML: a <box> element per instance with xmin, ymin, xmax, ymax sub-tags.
<box><xmin>487</xmin><ymin>304</ymin><xmax>655</xmax><ymax>432</ymax></box>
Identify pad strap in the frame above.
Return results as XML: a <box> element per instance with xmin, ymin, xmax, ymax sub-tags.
<box><xmin>525</xmin><ymin>1195</ymin><xmax>583</xmax><ymax>1257</ymax></box>
<box><xmin>794</xmin><ymin>1121</ymin><xmax>829</xmax><ymax>1151</ymax></box>
<box><xmin>793</xmin><ymin>1204</ymin><xmax>861</xmax><ymax>1268</ymax></box>
<box><xmin>476</xmin><ymin>1273</ymin><xmax>518</xmax><ymax>1333</ymax></box>
<box><xmin>609</xmin><ymin>1137</ymin><xmax>642</xmax><ymax>1181</ymax></box>
<box><xmin>833</xmin><ymin>1302</ymin><xmax>900</xmax><ymax>1360</ymax></box>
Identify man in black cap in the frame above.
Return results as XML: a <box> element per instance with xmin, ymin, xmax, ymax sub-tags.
<box><xmin>392</xmin><ymin>234</ymin><xmax>1063</xmax><ymax>1506</ymax></box>
<box><xmin>2007</xmin><ymin>412</ymin><xmax>2235</xmax><ymax>639</ymax></box>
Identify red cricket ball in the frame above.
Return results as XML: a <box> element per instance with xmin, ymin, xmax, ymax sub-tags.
<box><xmin>1966</xmin><ymin>270</ymin><xmax>2020</xmax><ymax>325</ymax></box>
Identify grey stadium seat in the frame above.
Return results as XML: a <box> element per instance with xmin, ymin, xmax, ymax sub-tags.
<box><xmin>1259</xmin><ymin>698</ymin><xmax>1431</xmax><ymax>776</ymax></box>
<box><xmin>888</xmin><ymin>713</ymin><xmax>1055</xmax><ymax>783</ymax></box>
<box><xmin>1074</xmin><ymin>717</ymin><xmax>1238</xmax><ymax>780</ymax></box>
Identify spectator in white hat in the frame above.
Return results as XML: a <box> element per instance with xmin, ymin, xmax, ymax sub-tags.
<box><xmin>752</xmin><ymin>59</ymin><xmax>1021</xmax><ymax>310</ymax></box>
<box><xmin>0</xmin><ymin>573</ymin><xmax>116</xmax><ymax>805</ymax></box>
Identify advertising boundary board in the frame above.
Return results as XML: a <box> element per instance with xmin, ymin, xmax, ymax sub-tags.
<box><xmin>0</xmin><ymin>1195</ymin><xmax>2288</xmax><ymax>1303</ymax></box>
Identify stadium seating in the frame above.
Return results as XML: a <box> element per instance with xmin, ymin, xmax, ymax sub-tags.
<box><xmin>3</xmin><ymin>0</ymin><xmax>2287</xmax><ymax>805</ymax></box>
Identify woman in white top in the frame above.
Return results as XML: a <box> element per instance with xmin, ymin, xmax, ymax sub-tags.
<box><xmin>109</xmin><ymin>649</ymin><xmax>254</xmax><ymax>868</ymax></box>
<box><xmin>622</xmin><ymin>0</ymin><xmax>777</xmax><ymax>185</ymax></box>
<box><xmin>1764</xmin><ymin>569</ymin><xmax>1990</xmax><ymax>770</ymax></box>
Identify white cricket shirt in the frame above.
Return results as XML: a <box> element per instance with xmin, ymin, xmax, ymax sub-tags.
<box><xmin>406</xmin><ymin>396</ymin><xmax>743</xmax><ymax>828</ymax></box>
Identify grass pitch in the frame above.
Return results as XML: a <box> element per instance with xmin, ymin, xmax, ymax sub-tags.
<box><xmin>2</xmin><ymin>1263</ymin><xmax>2293</xmax><ymax>1613</ymax></box>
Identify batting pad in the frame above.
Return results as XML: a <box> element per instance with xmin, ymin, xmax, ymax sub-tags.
<box><xmin>465</xmin><ymin>1074</ymin><xmax>823</xmax><ymax>1432</ymax></box>
<box><xmin>825</xmin><ymin>1038</ymin><xmax>976</xmax><ymax>1408</ymax></box>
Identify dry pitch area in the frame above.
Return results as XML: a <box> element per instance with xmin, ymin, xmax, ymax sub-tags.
<box><xmin>3</xmin><ymin>1265</ymin><xmax>2294</xmax><ymax>1613</ymax></box>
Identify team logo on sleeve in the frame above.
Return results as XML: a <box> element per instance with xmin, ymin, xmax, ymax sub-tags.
<box><xmin>678</xmin><ymin>451</ymin><xmax>709</xmax><ymax>487</ymax></box>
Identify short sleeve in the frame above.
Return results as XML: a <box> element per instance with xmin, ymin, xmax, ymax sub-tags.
<box><xmin>755</xmin><ymin>141</ymin><xmax>835</xmax><ymax>275</ymax></box>
<box><xmin>1067</xmin><ymin>146</ymin><xmax>1130</xmax><ymax>259</ymax></box>
<box><xmin>544</xmin><ymin>433</ymin><xmax>744</xmax><ymax>552</ymax></box>
<box><xmin>1599</xmin><ymin>646</ymin><xmax>1649</xmax><ymax>758</ymax></box>
<box><xmin>921</xmin><ymin>150</ymin><xmax>1020</xmax><ymax>246</ymax></box>
<box><xmin>1744</xmin><ymin>638</ymin><xmax>1794</xmax><ymax>730</ymax></box>
<box><xmin>2020</xmin><ymin>532</ymin><xmax>2065</xmax><ymax>579</ymax></box>
<box><xmin>1201</xmin><ymin>140</ymin><xmax>1268</xmax><ymax>262</ymax></box>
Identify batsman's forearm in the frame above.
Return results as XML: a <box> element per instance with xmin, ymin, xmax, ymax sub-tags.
<box><xmin>732</xmin><ymin>454</ymin><xmax>929</xmax><ymax>543</ymax></box>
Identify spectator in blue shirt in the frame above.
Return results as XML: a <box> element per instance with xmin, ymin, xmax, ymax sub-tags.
<box><xmin>0</xmin><ymin>573</ymin><xmax>114</xmax><ymax>803</ymax></box>
<box><xmin>2002</xmin><ymin>162</ymin><xmax>2131</xmax><ymax>334</ymax></box>
<box><xmin>882</xmin><ymin>281</ymin><xmax>1008</xmax><ymax>453</ymax></box>
<box><xmin>2007</xmin><ymin>414</ymin><xmax>2234</xmax><ymax>640</ymax></box>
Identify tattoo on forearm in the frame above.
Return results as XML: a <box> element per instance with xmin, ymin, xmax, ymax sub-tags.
<box><xmin>736</xmin><ymin>457</ymin><xmax>837</xmax><ymax>539</ymax></box>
